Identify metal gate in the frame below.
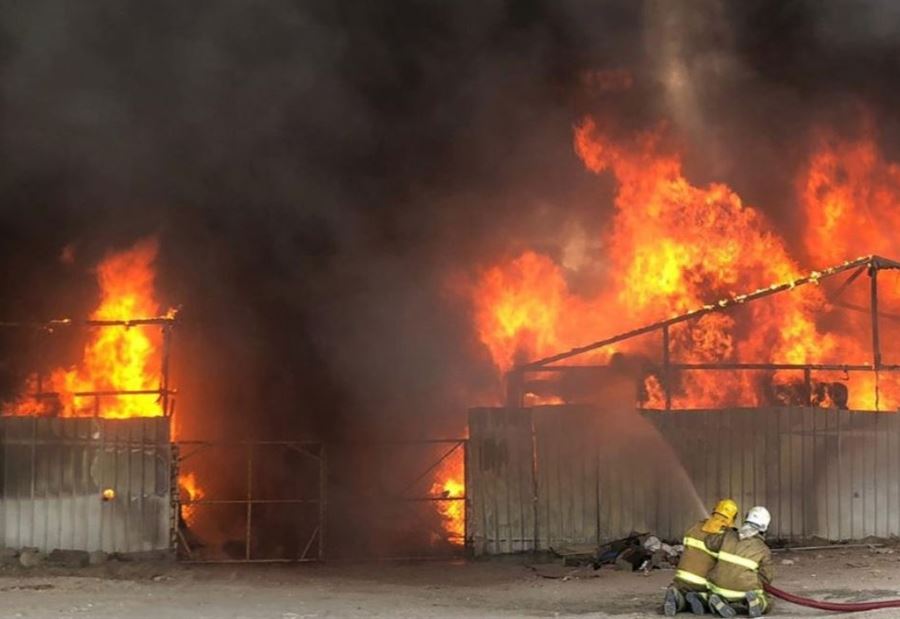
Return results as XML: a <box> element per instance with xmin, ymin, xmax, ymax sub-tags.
<box><xmin>176</xmin><ymin>441</ymin><xmax>325</xmax><ymax>563</ymax></box>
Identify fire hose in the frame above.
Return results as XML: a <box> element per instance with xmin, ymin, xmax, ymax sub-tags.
<box><xmin>765</xmin><ymin>582</ymin><xmax>900</xmax><ymax>613</ymax></box>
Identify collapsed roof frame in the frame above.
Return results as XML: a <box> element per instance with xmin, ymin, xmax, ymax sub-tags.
<box><xmin>506</xmin><ymin>255</ymin><xmax>900</xmax><ymax>410</ymax></box>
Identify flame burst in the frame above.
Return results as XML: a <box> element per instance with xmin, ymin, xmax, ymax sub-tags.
<box><xmin>179</xmin><ymin>471</ymin><xmax>204</xmax><ymax>526</ymax></box>
<box><xmin>471</xmin><ymin>117</ymin><xmax>900</xmax><ymax>410</ymax></box>
<box><xmin>430</xmin><ymin>457</ymin><xmax>465</xmax><ymax>545</ymax></box>
<box><xmin>10</xmin><ymin>238</ymin><xmax>167</xmax><ymax>418</ymax></box>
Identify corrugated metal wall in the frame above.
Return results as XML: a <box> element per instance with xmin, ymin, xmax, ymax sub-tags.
<box><xmin>533</xmin><ymin>407</ymin><xmax>600</xmax><ymax>549</ymax></box>
<box><xmin>468</xmin><ymin>408</ymin><xmax>535</xmax><ymax>555</ymax></box>
<box><xmin>0</xmin><ymin>417</ymin><xmax>173</xmax><ymax>554</ymax></box>
<box><xmin>468</xmin><ymin>406</ymin><xmax>900</xmax><ymax>555</ymax></box>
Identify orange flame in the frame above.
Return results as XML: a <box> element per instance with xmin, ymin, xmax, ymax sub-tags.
<box><xmin>10</xmin><ymin>238</ymin><xmax>167</xmax><ymax>418</ymax></box>
<box><xmin>179</xmin><ymin>471</ymin><xmax>204</xmax><ymax>526</ymax></box>
<box><xmin>6</xmin><ymin>238</ymin><xmax>204</xmax><ymax>521</ymax></box>
<box><xmin>430</xmin><ymin>456</ymin><xmax>465</xmax><ymax>546</ymax></box>
<box><xmin>469</xmin><ymin>116</ymin><xmax>900</xmax><ymax>410</ymax></box>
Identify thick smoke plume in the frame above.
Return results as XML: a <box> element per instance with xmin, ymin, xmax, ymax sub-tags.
<box><xmin>0</xmin><ymin>0</ymin><xmax>897</xmax><ymax>441</ymax></box>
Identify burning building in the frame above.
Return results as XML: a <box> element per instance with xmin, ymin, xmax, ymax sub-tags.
<box><xmin>0</xmin><ymin>239</ymin><xmax>460</xmax><ymax>561</ymax></box>
<box><xmin>3</xmin><ymin>0</ymin><xmax>900</xmax><ymax>570</ymax></box>
<box><xmin>0</xmin><ymin>240</ymin><xmax>176</xmax><ymax>555</ymax></box>
<box><xmin>464</xmin><ymin>109</ymin><xmax>900</xmax><ymax>554</ymax></box>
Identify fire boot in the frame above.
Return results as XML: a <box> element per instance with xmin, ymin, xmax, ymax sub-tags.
<box><xmin>685</xmin><ymin>592</ymin><xmax>707</xmax><ymax>615</ymax></box>
<box><xmin>746</xmin><ymin>591</ymin><xmax>766</xmax><ymax>618</ymax></box>
<box><xmin>663</xmin><ymin>586</ymin><xmax>685</xmax><ymax>616</ymax></box>
<box><xmin>708</xmin><ymin>594</ymin><xmax>736</xmax><ymax>618</ymax></box>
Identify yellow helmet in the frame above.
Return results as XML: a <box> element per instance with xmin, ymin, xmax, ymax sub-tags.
<box><xmin>700</xmin><ymin>498</ymin><xmax>739</xmax><ymax>533</ymax></box>
<box><xmin>713</xmin><ymin>498</ymin><xmax>739</xmax><ymax>524</ymax></box>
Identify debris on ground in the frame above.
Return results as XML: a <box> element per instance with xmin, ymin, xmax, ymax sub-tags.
<box><xmin>47</xmin><ymin>550</ymin><xmax>90</xmax><ymax>569</ymax></box>
<box><xmin>550</xmin><ymin>532</ymin><xmax>682</xmax><ymax>574</ymax></box>
<box><xmin>18</xmin><ymin>549</ymin><xmax>46</xmax><ymax>568</ymax></box>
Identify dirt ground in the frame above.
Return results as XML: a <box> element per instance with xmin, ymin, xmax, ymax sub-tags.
<box><xmin>2</xmin><ymin>546</ymin><xmax>900</xmax><ymax>618</ymax></box>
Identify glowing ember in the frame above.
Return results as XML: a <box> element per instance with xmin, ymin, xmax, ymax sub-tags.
<box><xmin>468</xmin><ymin>117</ymin><xmax>900</xmax><ymax>410</ymax></box>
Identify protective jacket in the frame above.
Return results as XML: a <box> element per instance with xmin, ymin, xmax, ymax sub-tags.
<box><xmin>674</xmin><ymin>521</ymin><xmax>725</xmax><ymax>591</ymax></box>
<box><xmin>707</xmin><ymin>529</ymin><xmax>774</xmax><ymax>599</ymax></box>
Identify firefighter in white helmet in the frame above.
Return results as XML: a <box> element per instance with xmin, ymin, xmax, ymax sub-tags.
<box><xmin>707</xmin><ymin>506</ymin><xmax>775</xmax><ymax>617</ymax></box>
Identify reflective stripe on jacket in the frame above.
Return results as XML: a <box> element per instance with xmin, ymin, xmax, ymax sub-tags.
<box><xmin>673</xmin><ymin>521</ymin><xmax>724</xmax><ymax>590</ymax></box>
<box><xmin>707</xmin><ymin>529</ymin><xmax>774</xmax><ymax>596</ymax></box>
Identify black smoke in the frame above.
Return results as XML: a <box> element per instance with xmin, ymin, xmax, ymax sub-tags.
<box><xmin>0</xmin><ymin>0</ymin><xmax>896</xmax><ymax>444</ymax></box>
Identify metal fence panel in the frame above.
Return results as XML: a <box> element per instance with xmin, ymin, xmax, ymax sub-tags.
<box><xmin>468</xmin><ymin>408</ymin><xmax>535</xmax><ymax>555</ymax></box>
<box><xmin>0</xmin><ymin>416</ymin><xmax>172</xmax><ymax>554</ymax></box>
<box><xmin>534</xmin><ymin>406</ymin><xmax>600</xmax><ymax>549</ymax></box>
<box><xmin>469</xmin><ymin>406</ymin><xmax>900</xmax><ymax>555</ymax></box>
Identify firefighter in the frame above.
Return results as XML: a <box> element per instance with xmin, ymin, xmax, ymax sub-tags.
<box><xmin>707</xmin><ymin>506</ymin><xmax>774</xmax><ymax>618</ymax></box>
<box><xmin>663</xmin><ymin>498</ymin><xmax>739</xmax><ymax>616</ymax></box>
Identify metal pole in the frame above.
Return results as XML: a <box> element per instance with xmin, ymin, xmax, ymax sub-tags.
<box><xmin>871</xmin><ymin>265</ymin><xmax>882</xmax><ymax>411</ymax></box>
<box><xmin>245</xmin><ymin>444</ymin><xmax>253</xmax><ymax>560</ymax></box>
<box><xmin>170</xmin><ymin>442</ymin><xmax>181</xmax><ymax>556</ymax></box>
<box><xmin>318</xmin><ymin>443</ymin><xmax>327</xmax><ymax>561</ymax></box>
<box><xmin>161</xmin><ymin>324</ymin><xmax>172</xmax><ymax>417</ymax></box>
<box><xmin>463</xmin><ymin>439</ymin><xmax>469</xmax><ymax>552</ymax></box>
<box><xmin>662</xmin><ymin>325</ymin><xmax>671</xmax><ymax>410</ymax></box>
<box><xmin>804</xmin><ymin>368</ymin><xmax>812</xmax><ymax>407</ymax></box>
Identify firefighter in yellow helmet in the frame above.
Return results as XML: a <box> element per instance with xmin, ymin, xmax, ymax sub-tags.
<box><xmin>707</xmin><ymin>506</ymin><xmax>775</xmax><ymax>618</ymax></box>
<box><xmin>663</xmin><ymin>499</ymin><xmax>739</xmax><ymax>616</ymax></box>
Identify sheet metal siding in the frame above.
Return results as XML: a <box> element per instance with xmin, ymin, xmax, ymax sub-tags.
<box><xmin>0</xmin><ymin>417</ymin><xmax>172</xmax><ymax>553</ymax></box>
<box><xmin>533</xmin><ymin>407</ymin><xmax>600</xmax><ymax>549</ymax></box>
<box><xmin>468</xmin><ymin>408</ymin><xmax>536</xmax><ymax>555</ymax></box>
<box><xmin>468</xmin><ymin>406</ymin><xmax>900</xmax><ymax>554</ymax></box>
<box><xmin>646</xmin><ymin>408</ymin><xmax>900</xmax><ymax>541</ymax></box>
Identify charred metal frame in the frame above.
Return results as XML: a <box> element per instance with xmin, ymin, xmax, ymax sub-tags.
<box><xmin>0</xmin><ymin>315</ymin><xmax>177</xmax><ymax>417</ymax></box>
<box><xmin>506</xmin><ymin>255</ymin><xmax>900</xmax><ymax>411</ymax></box>
<box><xmin>174</xmin><ymin>438</ymin><xmax>468</xmax><ymax>562</ymax></box>
<box><xmin>175</xmin><ymin>440</ymin><xmax>327</xmax><ymax>563</ymax></box>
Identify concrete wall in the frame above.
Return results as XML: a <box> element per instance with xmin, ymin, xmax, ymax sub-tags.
<box><xmin>468</xmin><ymin>406</ymin><xmax>900</xmax><ymax>555</ymax></box>
<box><xmin>0</xmin><ymin>417</ymin><xmax>173</xmax><ymax>554</ymax></box>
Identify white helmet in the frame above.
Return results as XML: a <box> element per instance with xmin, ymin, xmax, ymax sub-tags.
<box><xmin>745</xmin><ymin>506</ymin><xmax>771</xmax><ymax>533</ymax></box>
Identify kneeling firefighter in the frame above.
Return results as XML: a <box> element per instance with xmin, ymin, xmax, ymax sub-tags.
<box><xmin>707</xmin><ymin>506</ymin><xmax>774</xmax><ymax>618</ymax></box>
<box><xmin>663</xmin><ymin>498</ymin><xmax>739</xmax><ymax>616</ymax></box>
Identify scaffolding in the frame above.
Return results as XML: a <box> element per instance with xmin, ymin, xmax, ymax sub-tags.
<box><xmin>506</xmin><ymin>255</ymin><xmax>900</xmax><ymax>410</ymax></box>
<box><xmin>0</xmin><ymin>314</ymin><xmax>177</xmax><ymax>418</ymax></box>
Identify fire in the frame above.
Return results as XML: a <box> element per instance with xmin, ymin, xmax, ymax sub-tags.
<box><xmin>430</xmin><ymin>456</ymin><xmax>465</xmax><ymax>545</ymax></box>
<box><xmin>474</xmin><ymin>251</ymin><xmax>597</xmax><ymax>372</ymax></box>
<box><xmin>179</xmin><ymin>471</ymin><xmax>204</xmax><ymax>525</ymax></box>
<box><xmin>5</xmin><ymin>238</ymin><xmax>204</xmax><ymax>517</ymax></box>
<box><xmin>469</xmin><ymin>116</ymin><xmax>900</xmax><ymax>410</ymax></box>
<box><xmin>10</xmin><ymin>238</ymin><xmax>167</xmax><ymax>418</ymax></box>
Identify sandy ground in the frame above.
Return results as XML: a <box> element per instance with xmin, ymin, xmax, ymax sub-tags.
<box><xmin>2</xmin><ymin>547</ymin><xmax>900</xmax><ymax>618</ymax></box>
